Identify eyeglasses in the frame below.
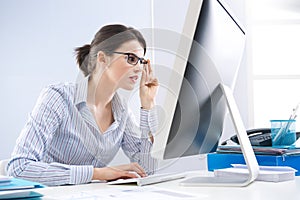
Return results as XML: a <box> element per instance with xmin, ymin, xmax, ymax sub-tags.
<box><xmin>113</xmin><ymin>52</ymin><xmax>148</xmax><ymax>66</ymax></box>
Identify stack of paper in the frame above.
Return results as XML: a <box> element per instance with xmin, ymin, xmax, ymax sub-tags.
<box><xmin>214</xmin><ymin>164</ymin><xmax>296</xmax><ymax>182</ymax></box>
<box><xmin>217</xmin><ymin>145</ymin><xmax>300</xmax><ymax>155</ymax></box>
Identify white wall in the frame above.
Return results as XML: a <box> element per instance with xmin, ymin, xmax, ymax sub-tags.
<box><xmin>0</xmin><ymin>0</ymin><xmax>247</xmax><ymax>173</ymax></box>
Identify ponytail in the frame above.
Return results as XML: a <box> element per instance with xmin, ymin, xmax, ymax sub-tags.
<box><xmin>75</xmin><ymin>44</ymin><xmax>91</xmax><ymax>76</ymax></box>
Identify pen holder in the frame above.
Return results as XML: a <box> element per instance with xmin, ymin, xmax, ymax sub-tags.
<box><xmin>270</xmin><ymin>119</ymin><xmax>296</xmax><ymax>146</ymax></box>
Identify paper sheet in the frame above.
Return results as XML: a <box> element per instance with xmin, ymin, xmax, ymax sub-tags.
<box><xmin>47</xmin><ymin>186</ymin><xmax>205</xmax><ymax>200</ymax></box>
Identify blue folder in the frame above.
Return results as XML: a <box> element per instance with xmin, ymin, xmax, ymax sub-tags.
<box><xmin>0</xmin><ymin>190</ymin><xmax>43</xmax><ymax>199</ymax></box>
<box><xmin>0</xmin><ymin>178</ymin><xmax>45</xmax><ymax>191</ymax></box>
<box><xmin>0</xmin><ymin>178</ymin><xmax>45</xmax><ymax>199</ymax></box>
<box><xmin>207</xmin><ymin>152</ymin><xmax>300</xmax><ymax>176</ymax></box>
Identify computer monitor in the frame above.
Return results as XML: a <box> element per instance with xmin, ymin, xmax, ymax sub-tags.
<box><xmin>151</xmin><ymin>0</ymin><xmax>259</xmax><ymax>186</ymax></box>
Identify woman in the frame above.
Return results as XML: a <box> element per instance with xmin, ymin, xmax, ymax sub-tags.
<box><xmin>7</xmin><ymin>24</ymin><xmax>159</xmax><ymax>186</ymax></box>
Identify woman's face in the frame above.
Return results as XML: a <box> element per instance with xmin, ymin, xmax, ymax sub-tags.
<box><xmin>106</xmin><ymin>40</ymin><xmax>145</xmax><ymax>90</ymax></box>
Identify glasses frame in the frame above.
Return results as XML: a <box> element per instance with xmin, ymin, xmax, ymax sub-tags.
<box><xmin>113</xmin><ymin>51</ymin><xmax>148</xmax><ymax>66</ymax></box>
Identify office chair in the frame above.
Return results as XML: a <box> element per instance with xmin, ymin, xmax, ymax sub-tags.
<box><xmin>0</xmin><ymin>159</ymin><xmax>9</xmax><ymax>176</ymax></box>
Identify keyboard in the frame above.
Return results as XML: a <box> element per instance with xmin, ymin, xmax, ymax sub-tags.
<box><xmin>107</xmin><ymin>173</ymin><xmax>186</xmax><ymax>186</ymax></box>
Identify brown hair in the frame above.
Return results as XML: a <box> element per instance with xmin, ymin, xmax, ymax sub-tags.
<box><xmin>75</xmin><ymin>24</ymin><xmax>147</xmax><ymax>76</ymax></box>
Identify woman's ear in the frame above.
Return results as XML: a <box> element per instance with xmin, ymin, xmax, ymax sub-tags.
<box><xmin>97</xmin><ymin>51</ymin><xmax>109</xmax><ymax>64</ymax></box>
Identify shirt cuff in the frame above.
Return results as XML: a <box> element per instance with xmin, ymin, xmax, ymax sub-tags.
<box><xmin>140</xmin><ymin>106</ymin><xmax>158</xmax><ymax>134</ymax></box>
<box><xmin>69</xmin><ymin>165</ymin><xmax>94</xmax><ymax>185</ymax></box>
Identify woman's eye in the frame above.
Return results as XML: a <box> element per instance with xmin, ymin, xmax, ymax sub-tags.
<box><xmin>128</xmin><ymin>55</ymin><xmax>137</xmax><ymax>63</ymax></box>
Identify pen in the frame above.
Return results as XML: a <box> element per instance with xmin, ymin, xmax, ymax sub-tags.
<box><xmin>273</xmin><ymin>103</ymin><xmax>299</xmax><ymax>145</ymax></box>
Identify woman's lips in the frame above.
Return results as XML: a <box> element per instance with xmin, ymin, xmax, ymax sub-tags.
<box><xmin>129</xmin><ymin>75</ymin><xmax>139</xmax><ymax>83</ymax></box>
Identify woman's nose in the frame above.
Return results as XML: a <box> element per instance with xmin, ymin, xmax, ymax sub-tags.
<box><xmin>133</xmin><ymin>64</ymin><xmax>143</xmax><ymax>72</ymax></box>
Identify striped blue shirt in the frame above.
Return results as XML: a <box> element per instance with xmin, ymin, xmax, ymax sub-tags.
<box><xmin>7</xmin><ymin>76</ymin><xmax>158</xmax><ymax>186</ymax></box>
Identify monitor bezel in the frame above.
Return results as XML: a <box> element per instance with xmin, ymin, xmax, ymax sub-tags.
<box><xmin>151</xmin><ymin>0</ymin><xmax>203</xmax><ymax>160</ymax></box>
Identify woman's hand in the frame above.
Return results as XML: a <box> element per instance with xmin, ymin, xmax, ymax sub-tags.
<box><xmin>139</xmin><ymin>60</ymin><xmax>159</xmax><ymax>110</ymax></box>
<box><xmin>113</xmin><ymin>162</ymin><xmax>147</xmax><ymax>177</ymax></box>
<box><xmin>92</xmin><ymin>162</ymin><xmax>146</xmax><ymax>181</ymax></box>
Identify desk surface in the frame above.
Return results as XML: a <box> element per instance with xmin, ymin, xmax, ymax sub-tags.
<box><xmin>36</xmin><ymin>171</ymin><xmax>300</xmax><ymax>200</ymax></box>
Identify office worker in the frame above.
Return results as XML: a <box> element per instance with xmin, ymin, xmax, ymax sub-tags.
<box><xmin>7</xmin><ymin>24</ymin><xmax>159</xmax><ymax>186</ymax></box>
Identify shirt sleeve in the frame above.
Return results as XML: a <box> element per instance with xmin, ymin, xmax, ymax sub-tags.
<box><xmin>121</xmin><ymin>107</ymin><xmax>158</xmax><ymax>175</ymax></box>
<box><xmin>7</xmin><ymin>86</ymin><xmax>94</xmax><ymax>186</ymax></box>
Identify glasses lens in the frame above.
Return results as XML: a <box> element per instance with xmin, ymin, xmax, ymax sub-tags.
<box><xmin>127</xmin><ymin>54</ymin><xmax>139</xmax><ymax>65</ymax></box>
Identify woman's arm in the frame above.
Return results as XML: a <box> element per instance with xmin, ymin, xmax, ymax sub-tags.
<box><xmin>121</xmin><ymin>107</ymin><xmax>158</xmax><ymax>175</ymax></box>
<box><xmin>7</xmin><ymin>86</ymin><xmax>94</xmax><ymax>186</ymax></box>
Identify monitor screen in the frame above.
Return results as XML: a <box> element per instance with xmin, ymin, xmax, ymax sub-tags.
<box><xmin>152</xmin><ymin>0</ymin><xmax>246</xmax><ymax>159</ymax></box>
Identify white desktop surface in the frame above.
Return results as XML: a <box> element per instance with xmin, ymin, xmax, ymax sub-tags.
<box><xmin>36</xmin><ymin>171</ymin><xmax>300</xmax><ymax>200</ymax></box>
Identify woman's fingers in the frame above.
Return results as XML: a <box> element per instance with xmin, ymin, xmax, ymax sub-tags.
<box><xmin>140</xmin><ymin>59</ymin><xmax>153</xmax><ymax>86</ymax></box>
<box><xmin>148</xmin><ymin>59</ymin><xmax>153</xmax><ymax>77</ymax></box>
<box><xmin>130</xmin><ymin>162</ymin><xmax>147</xmax><ymax>177</ymax></box>
<box><xmin>142</xmin><ymin>60</ymin><xmax>158</xmax><ymax>87</ymax></box>
<box><xmin>118</xmin><ymin>171</ymin><xmax>140</xmax><ymax>179</ymax></box>
<box><xmin>113</xmin><ymin>163</ymin><xmax>147</xmax><ymax>177</ymax></box>
<box><xmin>145</xmin><ymin>77</ymin><xmax>159</xmax><ymax>87</ymax></box>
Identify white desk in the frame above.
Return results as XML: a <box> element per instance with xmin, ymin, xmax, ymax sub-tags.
<box><xmin>36</xmin><ymin>171</ymin><xmax>300</xmax><ymax>200</ymax></box>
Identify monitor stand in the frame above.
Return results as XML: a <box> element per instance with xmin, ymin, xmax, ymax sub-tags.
<box><xmin>180</xmin><ymin>83</ymin><xmax>259</xmax><ymax>187</ymax></box>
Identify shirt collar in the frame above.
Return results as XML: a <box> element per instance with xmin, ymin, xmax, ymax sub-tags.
<box><xmin>111</xmin><ymin>92</ymin><xmax>126</xmax><ymax>121</ymax></box>
<box><xmin>74</xmin><ymin>75</ymin><xmax>89</xmax><ymax>106</ymax></box>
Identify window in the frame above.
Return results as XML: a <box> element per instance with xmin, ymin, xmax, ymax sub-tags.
<box><xmin>249</xmin><ymin>0</ymin><xmax>300</xmax><ymax>129</ymax></box>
